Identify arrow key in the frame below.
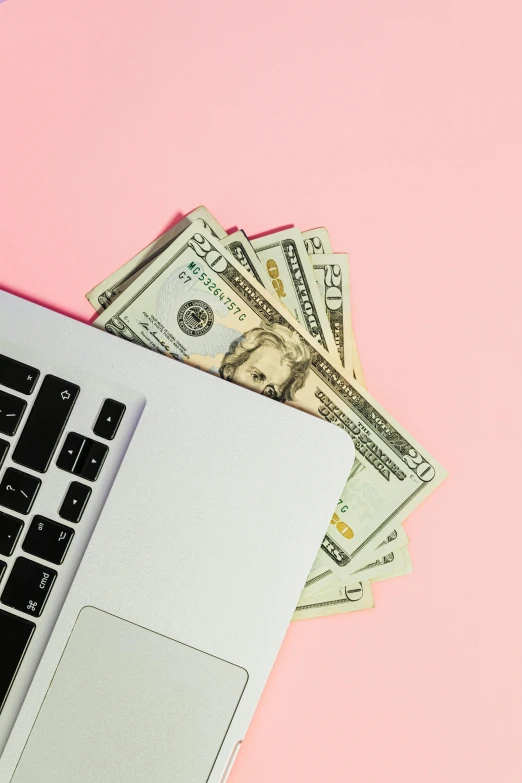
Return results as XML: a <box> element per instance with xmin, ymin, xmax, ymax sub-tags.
<box><xmin>77</xmin><ymin>440</ymin><xmax>108</xmax><ymax>482</ymax></box>
<box><xmin>93</xmin><ymin>399</ymin><xmax>126</xmax><ymax>440</ymax></box>
<box><xmin>59</xmin><ymin>482</ymin><xmax>91</xmax><ymax>523</ymax></box>
<box><xmin>56</xmin><ymin>434</ymin><xmax>108</xmax><ymax>481</ymax></box>
<box><xmin>56</xmin><ymin>432</ymin><xmax>88</xmax><ymax>473</ymax></box>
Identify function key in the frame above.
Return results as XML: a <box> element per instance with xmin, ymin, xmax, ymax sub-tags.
<box><xmin>12</xmin><ymin>375</ymin><xmax>79</xmax><ymax>473</ymax></box>
<box><xmin>0</xmin><ymin>439</ymin><xmax>9</xmax><ymax>468</ymax></box>
<box><xmin>0</xmin><ymin>468</ymin><xmax>41</xmax><ymax>515</ymax></box>
<box><xmin>59</xmin><ymin>482</ymin><xmax>91</xmax><ymax>523</ymax></box>
<box><xmin>0</xmin><ymin>512</ymin><xmax>24</xmax><ymax>556</ymax></box>
<box><xmin>0</xmin><ymin>355</ymin><xmax>40</xmax><ymax>395</ymax></box>
<box><xmin>0</xmin><ymin>391</ymin><xmax>27</xmax><ymax>437</ymax></box>
<box><xmin>93</xmin><ymin>399</ymin><xmax>126</xmax><ymax>440</ymax></box>
<box><xmin>1</xmin><ymin>557</ymin><xmax>57</xmax><ymax>617</ymax></box>
<box><xmin>22</xmin><ymin>516</ymin><xmax>74</xmax><ymax>565</ymax></box>
<box><xmin>0</xmin><ymin>609</ymin><xmax>35</xmax><ymax>713</ymax></box>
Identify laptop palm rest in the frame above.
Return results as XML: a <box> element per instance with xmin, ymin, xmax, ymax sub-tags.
<box><xmin>11</xmin><ymin>607</ymin><xmax>248</xmax><ymax>783</ymax></box>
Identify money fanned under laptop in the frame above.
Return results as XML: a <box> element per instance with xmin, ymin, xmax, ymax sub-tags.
<box><xmin>86</xmin><ymin>206</ymin><xmax>446</xmax><ymax>621</ymax></box>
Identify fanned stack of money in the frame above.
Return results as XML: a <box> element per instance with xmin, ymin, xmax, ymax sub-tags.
<box><xmin>85</xmin><ymin>207</ymin><xmax>447</xmax><ymax>621</ymax></box>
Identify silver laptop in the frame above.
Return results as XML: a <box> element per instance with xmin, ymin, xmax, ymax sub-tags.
<box><xmin>0</xmin><ymin>289</ymin><xmax>354</xmax><ymax>783</ymax></box>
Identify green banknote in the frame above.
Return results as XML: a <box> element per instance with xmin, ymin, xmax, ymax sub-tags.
<box><xmin>86</xmin><ymin>206</ymin><xmax>227</xmax><ymax>313</ymax></box>
<box><xmin>302</xmin><ymin>534</ymin><xmax>411</xmax><ymax>597</ymax></box>
<box><xmin>292</xmin><ymin>581</ymin><xmax>373</xmax><ymax>621</ymax></box>
<box><xmin>220</xmin><ymin>230</ymin><xmax>273</xmax><ymax>290</ymax></box>
<box><xmin>303</xmin><ymin>226</ymin><xmax>365</xmax><ymax>384</ymax></box>
<box><xmin>251</xmin><ymin>229</ymin><xmax>340</xmax><ymax>360</ymax></box>
<box><xmin>93</xmin><ymin>222</ymin><xmax>447</xmax><ymax>580</ymax></box>
<box><xmin>311</xmin><ymin>253</ymin><xmax>351</xmax><ymax>370</ymax></box>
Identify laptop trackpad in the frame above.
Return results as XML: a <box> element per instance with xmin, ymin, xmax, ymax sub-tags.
<box><xmin>11</xmin><ymin>607</ymin><xmax>248</xmax><ymax>783</ymax></box>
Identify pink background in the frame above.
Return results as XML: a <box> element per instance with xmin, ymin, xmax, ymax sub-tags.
<box><xmin>1</xmin><ymin>2</ymin><xmax>521</xmax><ymax>781</ymax></box>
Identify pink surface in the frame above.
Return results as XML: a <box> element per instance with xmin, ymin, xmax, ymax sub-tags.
<box><xmin>1</xmin><ymin>2</ymin><xmax>521</xmax><ymax>781</ymax></box>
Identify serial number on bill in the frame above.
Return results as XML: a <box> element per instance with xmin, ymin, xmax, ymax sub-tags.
<box><xmin>179</xmin><ymin>265</ymin><xmax>246</xmax><ymax>319</ymax></box>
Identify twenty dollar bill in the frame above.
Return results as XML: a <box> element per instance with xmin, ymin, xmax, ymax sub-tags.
<box><xmin>311</xmin><ymin>253</ymin><xmax>351</xmax><ymax>370</ymax></box>
<box><xmin>86</xmin><ymin>206</ymin><xmax>227</xmax><ymax>313</ymax></box>
<box><xmin>303</xmin><ymin>226</ymin><xmax>364</xmax><ymax>383</ymax></box>
<box><xmin>250</xmin><ymin>229</ymin><xmax>342</xmax><ymax>364</ymax></box>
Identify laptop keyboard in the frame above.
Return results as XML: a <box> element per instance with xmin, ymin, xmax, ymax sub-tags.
<box><xmin>0</xmin><ymin>351</ymin><xmax>132</xmax><ymax>718</ymax></box>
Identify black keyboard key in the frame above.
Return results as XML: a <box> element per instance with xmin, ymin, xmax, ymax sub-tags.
<box><xmin>22</xmin><ymin>516</ymin><xmax>74</xmax><ymax>565</ymax></box>
<box><xmin>0</xmin><ymin>468</ymin><xmax>41</xmax><ymax>514</ymax></box>
<box><xmin>56</xmin><ymin>434</ymin><xmax>108</xmax><ymax>482</ymax></box>
<box><xmin>1</xmin><ymin>557</ymin><xmax>57</xmax><ymax>616</ymax></box>
<box><xmin>0</xmin><ymin>561</ymin><xmax>6</xmax><ymax>581</ymax></box>
<box><xmin>56</xmin><ymin>432</ymin><xmax>88</xmax><ymax>473</ymax></box>
<box><xmin>93</xmin><ymin>399</ymin><xmax>126</xmax><ymax>440</ymax></box>
<box><xmin>0</xmin><ymin>355</ymin><xmax>39</xmax><ymax>395</ymax></box>
<box><xmin>0</xmin><ymin>439</ymin><xmax>9</xmax><ymax>468</ymax></box>
<box><xmin>12</xmin><ymin>375</ymin><xmax>79</xmax><ymax>473</ymax></box>
<box><xmin>0</xmin><ymin>391</ymin><xmax>26</xmax><ymax>437</ymax></box>
<box><xmin>59</xmin><ymin>482</ymin><xmax>91</xmax><ymax>523</ymax></box>
<box><xmin>0</xmin><ymin>512</ymin><xmax>24</xmax><ymax>556</ymax></box>
<box><xmin>0</xmin><ymin>609</ymin><xmax>35</xmax><ymax>713</ymax></box>
<box><xmin>78</xmin><ymin>440</ymin><xmax>108</xmax><ymax>481</ymax></box>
